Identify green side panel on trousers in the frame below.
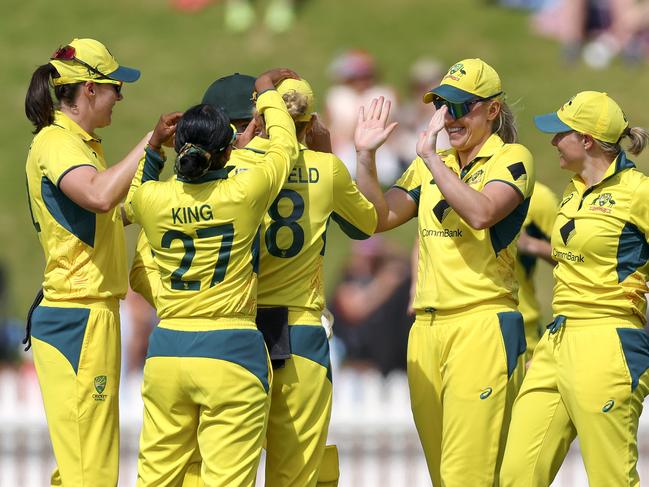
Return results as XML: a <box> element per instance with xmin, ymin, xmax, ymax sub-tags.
<box><xmin>146</xmin><ymin>327</ymin><xmax>270</xmax><ymax>392</ymax></box>
<box><xmin>31</xmin><ymin>306</ymin><xmax>90</xmax><ymax>374</ymax></box>
<box><xmin>617</xmin><ymin>328</ymin><xmax>649</xmax><ymax>391</ymax></box>
<box><xmin>497</xmin><ymin>311</ymin><xmax>526</xmax><ymax>378</ymax></box>
<box><xmin>289</xmin><ymin>325</ymin><xmax>332</xmax><ymax>382</ymax></box>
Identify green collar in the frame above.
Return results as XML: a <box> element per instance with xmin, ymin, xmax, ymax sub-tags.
<box><xmin>572</xmin><ymin>151</ymin><xmax>635</xmax><ymax>193</ymax></box>
<box><xmin>177</xmin><ymin>166</ymin><xmax>233</xmax><ymax>184</ymax></box>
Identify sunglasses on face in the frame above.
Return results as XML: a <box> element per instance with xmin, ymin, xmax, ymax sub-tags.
<box><xmin>431</xmin><ymin>92</ymin><xmax>502</xmax><ymax>120</ymax></box>
<box><xmin>51</xmin><ymin>45</ymin><xmax>111</xmax><ymax>80</ymax></box>
<box><xmin>431</xmin><ymin>97</ymin><xmax>482</xmax><ymax>120</ymax></box>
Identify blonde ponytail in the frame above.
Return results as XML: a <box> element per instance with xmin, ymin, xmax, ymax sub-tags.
<box><xmin>493</xmin><ymin>98</ymin><xmax>518</xmax><ymax>144</ymax></box>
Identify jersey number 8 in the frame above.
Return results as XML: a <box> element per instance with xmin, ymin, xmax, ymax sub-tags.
<box><xmin>265</xmin><ymin>189</ymin><xmax>305</xmax><ymax>259</ymax></box>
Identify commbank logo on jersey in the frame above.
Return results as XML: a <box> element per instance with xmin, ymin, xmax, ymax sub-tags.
<box><xmin>559</xmin><ymin>219</ymin><xmax>575</xmax><ymax>245</ymax></box>
<box><xmin>589</xmin><ymin>193</ymin><xmax>616</xmax><ymax>214</ymax></box>
<box><xmin>433</xmin><ymin>200</ymin><xmax>452</xmax><ymax>223</ymax></box>
<box><xmin>507</xmin><ymin>162</ymin><xmax>527</xmax><ymax>181</ymax></box>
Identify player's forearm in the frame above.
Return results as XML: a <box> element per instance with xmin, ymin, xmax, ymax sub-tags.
<box><xmin>422</xmin><ymin>154</ymin><xmax>499</xmax><ymax>230</ymax></box>
<box><xmin>260</xmin><ymin>90</ymin><xmax>300</xmax><ymax>184</ymax></box>
<box><xmin>123</xmin><ymin>143</ymin><xmax>165</xmax><ymax>223</ymax></box>
<box><xmin>90</xmin><ymin>133</ymin><xmax>151</xmax><ymax>212</ymax></box>
<box><xmin>355</xmin><ymin>149</ymin><xmax>392</xmax><ymax>232</ymax></box>
<box><xmin>519</xmin><ymin>235</ymin><xmax>555</xmax><ymax>264</ymax></box>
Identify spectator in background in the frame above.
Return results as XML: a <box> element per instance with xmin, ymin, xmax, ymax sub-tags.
<box><xmin>533</xmin><ymin>0</ymin><xmax>649</xmax><ymax>67</ymax></box>
<box><xmin>0</xmin><ymin>264</ymin><xmax>23</xmax><ymax>368</ymax></box>
<box><xmin>224</xmin><ymin>0</ymin><xmax>299</xmax><ymax>32</ymax></box>
<box><xmin>394</xmin><ymin>57</ymin><xmax>450</xmax><ymax>167</ymax></box>
<box><xmin>325</xmin><ymin>50</ymin><xmax>402</xmax><ymax>185</ymax></box>
<box><xmin>171</xmin><ymin>0</ymin><xmax>304</xmax><ymax>33</ymax></box>
<box><xmin>331</xmin><ymin>236</ymin><xmax>412</xmax><ymax>376</ymax></box>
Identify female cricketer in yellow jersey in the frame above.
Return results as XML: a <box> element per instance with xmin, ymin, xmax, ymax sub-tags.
<box><xmin>501</xmin><ymin>92</ymin><xmax>649</xmax><ymax>487</ymax></box>
<box><xmin>515</xmin><ymin>181</ymin><xmax>558</xmax><ymax>360</ymax></box>
<box><xmin>247</xmin><ymin>77</ymin><xmax>377</xmax><ymax>487</ymax></box>
<box><xmin>124</xmin><ymin>69</ymin><xmax>300</xmax><ymax>487</ymax></box>
<box><xmin>130</xmin><ymin>75</ymin><xmax>378</xmax><ymax>487</ymax></box>
<box><xmin>354</xmin><ymin>59</ymin><xmax>534</xmax><ymax>487</ymax></box>
<box><xmin>23</xmin><ymin>38</ymin><xmax>171</xmax><ymax>487</ymax></box>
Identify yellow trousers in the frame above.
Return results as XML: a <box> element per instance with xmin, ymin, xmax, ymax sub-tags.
<box><xmin>407</xmin><ymin>306</ymin><xmax>526</xmax><ymax>487</ymax></box>
<box><xmin>501</xmin><ymin>316</ymin><xmax>649</xmax><ymax>487</ymax></box>
<box><xmin>180</xmin><ymin>323</ymin><xmax>339</xmax><ymax>487</ymax></box>
<box><xmin>31</xmin><ymin>300</ymin><xmax>121</xmax><ymax>487</ymax></box>
<box><xmin>264</xmin><ymin>324</ymin><xmax>334</xmax><ymax>487</ymax></box>
<box><xmin>136</xmin><ymin>325</ymin><xmax>271</xmax><ymax>487</ymax></box>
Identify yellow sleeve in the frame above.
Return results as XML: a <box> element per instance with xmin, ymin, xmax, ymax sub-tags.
<box><xmin>392</xmin><ymin>157</ymin><xmax>425</xmax><ymax>206</ymax></box>
<box><xmin>630</xmin><ymin>177</ymin><xmax>649</xmax><ymax>239</ymax></box>
<box><xmin>331</xmin><ymin>155</ymin><xmax>377</xmax><ymax>238</ymax></box>
<box><xmin>124</xmin><ymin>147</ymin><xmax>165</xmax><ymax>223</ymax></box>
<box><xmin>242</xmin><ymin>90</ymin><xmax>299</xmax><ymax>210</ymax></box>
<box><xmin>41</xmin><ymin>132</ymin><xmax>97</xmax><ymax>185</ymax></box>
<box><xmin>485</xmin><ymin>144</ymin><xmax>535</xmax><ymax>200</ymax></box>
<box><xmin>129</xmin><ymin>229</ymin><xmax>161</xmax><ymax>308</ymax></box>
<box><xmin>528</xmin><ymin>183</ymin><xmax>559</xmax><ymax>239</ymax></box>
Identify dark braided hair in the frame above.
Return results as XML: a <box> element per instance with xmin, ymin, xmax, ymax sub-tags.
<box><xmin>174</xmin><ymin>104</ymin><xmax>233</xmax><ymax>180</ymax></box>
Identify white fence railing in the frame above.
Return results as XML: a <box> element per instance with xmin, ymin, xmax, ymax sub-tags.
<box><xmin>1</xmin><ymin>366</ymin><xmax>648</xmax><ymax>487</ymax></box>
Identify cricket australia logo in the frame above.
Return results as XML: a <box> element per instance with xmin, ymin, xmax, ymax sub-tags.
<box><xmin>444</xmin><ymin>63</ymin><xmax>467</xmax><ymax>82</ymax></box>
<box><xmin>589</xmin><ymin>193</ymin><xmax>616</xmax><ymax>214</ymax></box>
<box><xmin>93</xmin><ymin>375</ymin><xmax>108</xmax><ymax>402</ymax></box>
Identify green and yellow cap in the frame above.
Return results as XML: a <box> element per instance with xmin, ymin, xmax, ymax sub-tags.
<box><xmin>423</xmin><ymin>58</ymin><xmax>502</xmax><ymax>104</ymax></box>
<box><xmin>49</xmin><ymin>38</ymin><xmax>140</xmax><ymax>86</ymax></box>
<box><xmin>276</xmin><ymin>78</ymin><xmax>315</xmax><ymax>122</ymax></box>
<box><xmin>534</xmin><ymin>91</ymin><xmax>628</xmax><ymax>143</ymax></box>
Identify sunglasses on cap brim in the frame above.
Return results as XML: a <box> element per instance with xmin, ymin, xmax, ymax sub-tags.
<box><xmin>51</xmin><ymin>45</ymin><xmax>115</xmax><ymax>83</ymax></box>
<box><xmin>431</xmin><ymin>92</ymin><xmax>502</xmax><ymax>120</ymax></box>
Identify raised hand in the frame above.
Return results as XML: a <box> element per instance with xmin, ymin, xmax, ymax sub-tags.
<box><xmin>150</xmin><ymin>112</ymin><xmax>183</xmax><ymax>149</ymax></box>
<box><xmin>234</xmin><ymin>118</ymin><xmax>258</xmax><ymax>149</ymax></box>
<box><xmin>255</xmin><ymin>68</ymin><xmax>300</xmax><ymax>94</ymax></box>
<box><xmin>416</xmin><ymin>105</ymin><xmax>447</xmax><ymax>160</ymax></box>
<box><xmin>354</xmin><ymin>97</ymin><xmax>398</xmax><ymax>153</ymax></box>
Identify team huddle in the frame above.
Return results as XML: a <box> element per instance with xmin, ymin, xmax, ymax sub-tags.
<box><xmin>23</xmin><ymin>37</ymin><xmax>649</xmax><ymax>487</ymax></box>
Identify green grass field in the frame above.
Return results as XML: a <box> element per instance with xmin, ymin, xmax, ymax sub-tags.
<box><xmin>2</xmin><ymin>0</ymin><xmax>649</xmax><ymax>318</ymax></box>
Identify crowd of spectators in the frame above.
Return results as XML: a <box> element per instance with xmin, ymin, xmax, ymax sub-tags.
<box><xmin>495</xmin><ymin>0</ymin><xmax>649</xmax><ymax>68</ymax></box>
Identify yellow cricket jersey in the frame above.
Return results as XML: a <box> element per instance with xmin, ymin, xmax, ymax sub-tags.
<box><xmin>25</xmin><ymin>111</ymin><xmax>127</xmax><ymax>301</ymax></box>
<box><xmin>394</xmin><ymin>134</ymin><xmax>535</xmax><ymax>312</ymax></box>
<box><xmin>125</xmin><ymin>90</ymin><xmax>299</xmax><ymax>324</ymax></box>
<box><xmin>130</xmin><ymin>229</ymin><xmax>159</xmax><ymax>308</ymax></box>
<box><xmin>516</xmin><ymin>182</ymin><xmax>558</xmax><ymax>326</ymax></box>
<box><xmin>552</xmin><ymin>152</ymin><xmax>649</xmax><ymax>323</ymax></box>
<box><xmin>228</xmin><ymin>138</ymin><xmax>377</xmax><ymax>322</ymax></box>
